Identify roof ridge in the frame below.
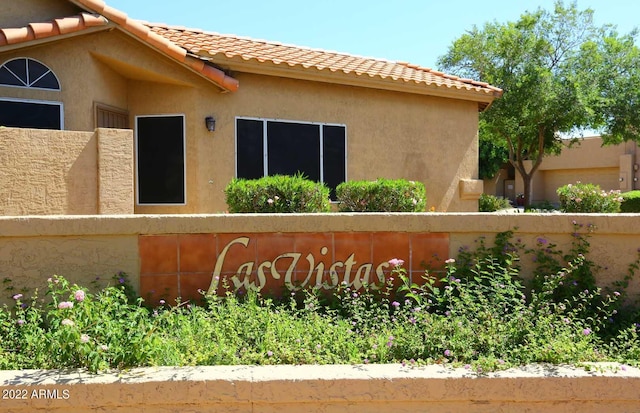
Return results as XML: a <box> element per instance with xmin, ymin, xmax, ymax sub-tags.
<box><xmin>0</xmin><ymin>12</ymin><xmax>107</xmax><ymax>47</ymax></box>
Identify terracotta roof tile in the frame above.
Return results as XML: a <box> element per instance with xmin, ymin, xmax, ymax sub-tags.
<box><xmin>145</xmin><ymin>23</ymin><xmax>502</xmax><ymax>100</ymax></box>
<box><xmin>69</xmin><ymin>0</ymin><xmax>239</xmax><ymax>92</ymax></box>
<box><xmin>0</xmin><ymin>13</ymin><xmax>107</xmax><ymax>46</ymax></box>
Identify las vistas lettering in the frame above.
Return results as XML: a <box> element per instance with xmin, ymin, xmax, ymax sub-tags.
<box><xmin>207</xmin><ymin>237</ymin><xmax>392</xmax><ymax>294</ymax></box>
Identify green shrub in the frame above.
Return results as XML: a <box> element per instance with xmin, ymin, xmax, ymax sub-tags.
<box><xmin>479</xmin><ymin>193</ymin><xmax>512</xmax><ymax>212</ymax></box>
<box><xmin>224</xmin><ymin>174</ymin><xmax>330</xmax><ymax>213</ymax></box>
<box><xmin>620</xmin><ymin>190</ymin><xmax>640</xmax><ymax>213</ymax></box>
<box><xmin>336</xmin><ymin>179</ymin><xmax>426</xmax><ymax>212</ymax></box>
<box><xmin>557</xmin><ymin>182</ymin><xmax>622</xmax><ymax>213</ymax></box>
<box><xmin>525</xmin><ymin>200</ymin><xmax>559</xmax><ymax>213</ymax></box>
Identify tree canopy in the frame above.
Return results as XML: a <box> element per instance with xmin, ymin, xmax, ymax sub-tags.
<box><xmin>438</xmin><ymin>1</ymin><xmax>640</xmax><ymax>206</ymax></box>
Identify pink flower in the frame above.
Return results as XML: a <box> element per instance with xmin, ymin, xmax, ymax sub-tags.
<box><xmin>388</xmin><ymin>258</ymin><xmax>405</xmax><ymax>267</ymax></box>
<box><xmin>444</xmin><ymin>349</ymin><xmax>451</xmax><ymax>357</ymax></box>
<box><xmin>61</xmin><ymin>319</ymin><xmax>74</xmax><ymax>326</ymax></box>
<box><xmin>445</xmin><ymin>258</ymin><xmax>456</xmax><ymax>264</ymax></box>
<box><xmin>267</xmin><ymin>198</ymin><xmax>274</xmax><ymax>205</ymax></box>
<box><xmin>583</xmin><ymin>328</ymin><xmax>591</xmax><ymax>335</ymax></box>
<box><xmin>12</xmin><ymin>294</ymin><xmax>23</xmax><ymax>300</ymax></box>
<box><xmin>80</xmin><ymin>334</ymin><xmax>90</xmax><ymax>343</ymax></box>
<box><xmin>58</xmin><ymin>301</ymin><xmax>73</xmax><ymax>309</ymax></box>
<box><xmin>74</xmin><ymin>290</ymin><xmax>85</xmax><ymax>302</ymax></box>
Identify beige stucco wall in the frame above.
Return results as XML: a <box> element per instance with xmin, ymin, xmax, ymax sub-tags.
<box><xmin>0</xmin><ymin>213</ymin><xmax>639</xmax><ymax>306</ymax></box>
<box><xmin>488</xmin><ymin>138</ymin><xmax>640</xmax><ymax>204</ymax></box>
<box><xmin>2</xmin><ymin>364</ymin><xmax>639</xmax><ymax>412</ymax></box>
<box><xmin>128</xmin><ymin>70</ymin><xmax>482</xmax><ymax>213</ymax></box>
<box><xmin>0</xmin><ymin>127</ymin><xmax>133</xmax><ymax>215</ymax></box>
<box><xmin>2</xmin><ymin>24</ymin><xmax>483</xmax><ymax>213</ymax></box>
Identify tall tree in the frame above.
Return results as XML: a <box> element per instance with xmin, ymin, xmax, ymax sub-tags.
<box><xmin>438</xmin><ymin>1</ymin><xmax>640</xmax><ymax>207</ymax></box>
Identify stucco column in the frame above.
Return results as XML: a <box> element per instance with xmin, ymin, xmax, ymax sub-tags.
<box><xmin>97</xmin><ymin>128</ymin><xmax>134</xmax><ymax>214</ymax></box>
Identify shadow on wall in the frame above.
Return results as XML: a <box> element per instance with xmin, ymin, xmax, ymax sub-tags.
<box><xmin>66</xmin><ymin>132</ymin><xmax>98</xmax><ymax>214</ymax></box>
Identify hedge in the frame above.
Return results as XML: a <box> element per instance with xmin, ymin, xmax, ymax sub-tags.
<box><xmin>336</xmin><ymin>179</ymin><xmax>426</xmax><ymax>212</ymax></box>
<box><xmin>224</xmin><ymin>174</ymin><xmax>331</xmax><ymax>213</ymax></box>
<box><xmin>620</xmin><ymin>190</ymin><xmax>640</xmax><ymax>213</ymax></box>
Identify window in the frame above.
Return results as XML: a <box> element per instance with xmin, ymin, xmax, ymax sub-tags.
<box><xmin>0</xmin><ymin>58</ymin><xmax>60</xmax><ymax>90</ymax></box>
<box><xmin>0</xmin><ymin>98</ymin><xmax>63</xmax><ymax>129</ymax></box>
<box><xmin>135</xmin><ymin>115</ymin><xmax>186</xmax><ymax>205</ymax></box>
<box><xmin>236</xmin><ymin>117</ymin><xmax>347</xmax><ymax>199</ymax></box>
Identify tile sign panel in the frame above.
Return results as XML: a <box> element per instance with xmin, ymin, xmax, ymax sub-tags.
<box><xmin>139</xmin><ymin>232</ymin><xmax>449</xmax><ymax>304</ymax></box>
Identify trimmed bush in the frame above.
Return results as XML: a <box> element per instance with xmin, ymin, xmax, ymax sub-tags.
<box><xmin>479</xmin><ymin>193</ymin><xmax>512</xmax><ymax>212</ymax></box>
<box><xmin>556</xmin><ymin>182</ymin><xmax>622</xmax><ymax>213</ymax></box>
<box><xmin>336</xmin><ymin>179</ymin><xmax>426</xmax><ymax>212</ymax></box>
<box><xmin>620</xmin><ymin>190</ymin><xmax>640</xmax><ymax>213</ymax></box>
<box><xmin>225</xmin><ymin>174</ymin><xmax>331</xmax><ymax>213</ymax></box>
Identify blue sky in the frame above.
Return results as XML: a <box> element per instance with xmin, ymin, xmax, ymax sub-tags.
<box><xmin>107</xmin><ymin>0</ymin><xmax>638</xmax><ymax>70</ymax></box>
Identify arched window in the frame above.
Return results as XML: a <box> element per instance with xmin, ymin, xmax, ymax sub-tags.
<box><xmin>0</xmin><ymin>57</ymin><xmax>60</xmax><ymax>90</ymax></box>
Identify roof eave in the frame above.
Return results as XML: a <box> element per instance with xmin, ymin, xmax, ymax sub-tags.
<box><xmin>0</xmin><ymin>24</ymin><xmax>111</xmax><ymax>53</ymax></box>
<box><xmin>205</xmin><ymin>56</ymin><xmax>500</xmax><ymax>108</ymax></box>
<box><xmin>67</xmin><ymin>0</ymin><xmax>239</xmax><ymax>93</ymax></box>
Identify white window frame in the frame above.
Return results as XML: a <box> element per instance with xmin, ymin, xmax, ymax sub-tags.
<box><xmin>0</xmin><ymin>57</ymin><xmax>61</xmax><ymax>91</ymax></box>
<box><xmin>0</xmin><ymin>97</ymin><xmax>64</xmax><ymax>129</ymax></box>
<box><xmin>134</xmin><ymin>114</ymin><xmax>187</xmax><ymax>206</ymax></box>
<box><xmin>234</xmin><ymin>116</ymin><xmax>348</xmax><ymax>186</ymax></box>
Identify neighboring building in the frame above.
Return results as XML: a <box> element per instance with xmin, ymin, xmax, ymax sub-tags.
<box><xmin>484</xmin><ymin>136</ymin><xmax>639</xmax><ymax>205</ymax></box>
<box><xmin>1</xmin><ymin>0</ymin><xmax>502</xmax><ymax>215</ymax></box>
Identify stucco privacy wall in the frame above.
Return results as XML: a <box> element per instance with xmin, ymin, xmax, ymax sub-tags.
<box><xmin>2</xmin><ymin>364</ymin><xmax>640</xmax><ymax>412</ymax></box>
<box><xmin>1</xmin><ymin>26</ymin><xmax>483</xmax><ymax>213</ymax></box>
<box><xmin>0</xmin><ymin>214</ymin><xmax>639</xmax><ymax>306</ymax></box>
<box><xmin>0</xmin><ymin>127</ymin><xmax>133</xmax><ymax>215</ymax></box>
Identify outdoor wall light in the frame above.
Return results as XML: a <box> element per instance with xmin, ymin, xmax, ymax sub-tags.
<box><xmin>205</xmin><ymin>116</ymin><xmax>216</xmax><ymax>132</ymax></box>
<box><xmin>634</xmin><ymin>164</ymin><xmax>639</xmax><ymax>171</ymax></box>
<box><xmin>619</xmin><ymin>177</ymin><xmax>624</xmax><ymax>182</ymax></box>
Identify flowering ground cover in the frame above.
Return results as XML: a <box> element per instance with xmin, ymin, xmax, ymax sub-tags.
<box><xmin>1</xmin><ymin>227</ymin><xmax>639</xmax><ymax>374</ymax></box>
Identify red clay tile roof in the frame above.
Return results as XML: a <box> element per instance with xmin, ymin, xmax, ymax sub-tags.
<box><xmin>146</xmin><ymin>23</ymin><xmax>503</xmax><ymax>103</ymax></box>
<box><xmin>3</xmin><ymin>0</ymin><xmax>500</xmax><ymax>104</ymax></box>
<box><xmin>0</xmin><ymin>13</ymin><xmax>107</xmax><ymax>46</ymax></box>
<box><xmin>68</xmin><ymin>0</ymin><xmax>239</xmax><ymax>92</ymax></box>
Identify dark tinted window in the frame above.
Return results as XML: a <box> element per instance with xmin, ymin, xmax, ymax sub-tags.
<box><xmin>0</xmin><ymin>58</ymin><xmax>60</xmax><ymax>90</ymax></box>
<box><xmin>323</xmin><ymin>125</ymin><xmax>346</xmax><ymax>200</ymax></box>
<box><xmin>236</xmin><ymin>118</ymin><xmax>346</xmax><ymax>198</ymax></box>
<box><xmin>136</xmin><ymin>116</ymin><xmax>185</xmax><ymax>204</ymax></box>
<box><xmin>236</xmin><ymin>119</ymin><xmax>264</xmax><ymax>179</ymax></box>
<box><xmin>0</xmin><ymin>66</ymin><xmax>23</xmax><ymax>87</ymax></box>
<box><xmin>267</xmin><ymin>121</ymin><xmax>320</xmax><ymax>181</ymax></box>
<box><xmin>0</xmin><ymin>100</ymin><xmax>61</xmax><ymax>129</ymax></box>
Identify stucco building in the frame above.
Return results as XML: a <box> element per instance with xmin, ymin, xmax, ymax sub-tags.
<box><xmin>485</xmin><ymin>137</ymin><xmax>639</xmax><ymax>205</ymax></box>
<box><xmin>1</xmin><ymin>0</ymin><xmax>502</xmax><ymax>215</ymax></box>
